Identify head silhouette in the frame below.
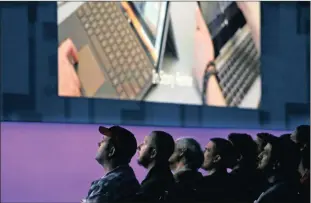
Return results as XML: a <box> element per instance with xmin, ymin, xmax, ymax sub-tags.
<box><xmin>202</xmin><ymin>138</ymin><xmax>234</xmax><ymax>172</ymax></box>
<box><xmin>96</xmin><ymin>126</ymin><xmax>137</xmax><ymax>167</ymax></box>
<box><xmin>169</xmin><ymin>137</ymin><xmax>204</xmax><ymax>172</ymax></box>
<box><xmin>137</xmin><ymin>131</ymin><xmax>175</xmax><ymax>169</ymax></box>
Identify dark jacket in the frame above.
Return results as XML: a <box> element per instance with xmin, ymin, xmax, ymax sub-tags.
<box><xmin>173</xmin><ymin>169</ymin><xmax>204</xmax><ymax>202</ymax></box>
<box><xmin>201</xmin><ymin>170</ymin><xmax>234</xmax><ymax>203</ymax></box>
<box><xmin>255</xmin><ymin>175</ymin><xmax>301</xmax><ymax>203</ymax></box>
<box><xmin>137</xmin><ymin>164</ymin><xmax>175</xmax><ymax>202</ymax></box>
<box><xmin>300</xmin><ymin>171</ymin><xmax>310</xmax><ymax>203</ymax></box>
<box><xmin>230</xmin><ymin>167</ymin><xmax>268</xmax><ymax>203</ymax></box>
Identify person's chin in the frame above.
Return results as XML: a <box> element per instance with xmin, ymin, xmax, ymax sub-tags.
<box><xmin>137</xmin><ymin>158</ymin><xmax>143</xmax><ymax>166</ymax></box>
<box><xmin>95</xmin><ymin>155</ymin><xmax>104</xmax><ymax>164</ymax></box>
<box><xmin>137</xmin><ymin>158</ymin><xmax>148</xmax><ymax>168</ymax></box>
<box><xmin>169</xmin><ymin>162</ymin><xmax>177</xmax><ymax>171</ymax></box>
<box><xmin>201</xmin><ymin>164</ymin><xmax>209</xmax><ymax>171</ymax></box>
<box><xmin>257</xmin><ymin>164</ymin><xmax>264</xmax><ymax>170</ymax></box>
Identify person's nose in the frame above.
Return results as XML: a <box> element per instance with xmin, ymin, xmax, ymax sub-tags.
<box><xmin>98</xmin><ymin>140</ymin><xmax>103</xmax><ymax>147</ymax></box>
<box><xmin>137</xmin><ymin>144</ymin><xmax>141</xmax><ymax>151</ymax></box>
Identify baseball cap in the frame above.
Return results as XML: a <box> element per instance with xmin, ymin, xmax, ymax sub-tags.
<box><xmin>99</xmin><ymin>126</ymin><xmax>137</xmax><ymax>160</ymax></box>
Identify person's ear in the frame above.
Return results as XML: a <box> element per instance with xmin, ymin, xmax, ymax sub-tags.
<box><xmin>108</xmin><ymin>146</ymin><xmax>116</xmax><ymax>158</ymax></box>
<box><xmin>301</xmin><ymin>143</ymin><xmax>307</xmax><ymax>151</ymax></box>
<box><xmin>150</xmin><ymin>148</ymin><xmax>157</xmax><ymax>159</ymax></box>
<box><xmin>237</xmin><ymin>154</ymin><xmax>243</xmax><ymax>162</ymax></box>
<box><xmin>213</xmin><ymin>154</ymin><xmax>221</xmax><ymax>163</ymax></box>
<box><xmin>179</xmin><ymin>148</ymin><xmax>187</xmax><ymax>157</ymax></box>
<box><xmin>273</xmin><ymin>161</ymin><xmax>280</xmax><ymax>170</ymax></box>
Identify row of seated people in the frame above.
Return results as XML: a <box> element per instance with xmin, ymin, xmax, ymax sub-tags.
<box><xmin>82</xmin><ymin>125</ymin><xmax>310</xmax><ymax>203</ymax></box>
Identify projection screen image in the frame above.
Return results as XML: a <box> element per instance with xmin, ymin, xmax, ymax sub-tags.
<box><xmin>57</xmin><ymin>1</ymin><xmax>261</xmax><ymax>109</ymax></box>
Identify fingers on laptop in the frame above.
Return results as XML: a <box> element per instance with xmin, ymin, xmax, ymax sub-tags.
<box><xmin>59</xmin><ymin>38</ymin><xmax>79</xmax><ymax>63</ymax></box>
<box><xmin>58</xmin><ymin>39</ymin><xmax>82</xmax><ymax>97</ymax></box>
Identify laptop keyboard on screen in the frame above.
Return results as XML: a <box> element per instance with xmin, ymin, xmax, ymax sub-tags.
<box><xmin>215</xmin><ymin>26</ymin><xmax>260</xmax><ymax>107</ymax></box>
<box><xmin>76</xmin><ymin>2</ymin><xmax>154</xmax><ymax>99</ymax></box>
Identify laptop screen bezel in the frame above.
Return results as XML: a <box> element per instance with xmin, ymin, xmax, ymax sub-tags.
<box><xmin>127</xmin><ymin>1</ymin><xmax>170</xmax><ymax>70</ymax></box>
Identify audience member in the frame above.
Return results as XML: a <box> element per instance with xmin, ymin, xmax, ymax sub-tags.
<box><xmin>136</xmin><ymin>131</ymin><xmax>176</xmax><ymax>202</ymax></box>
<box><xmin>82</xmin><ymin>125</ymin><xmax>310</xmax><ymax>203</ymax></box>
<box><xmin>169</xmin><ymin>138</ymin><xmax>204</xmax><ymax>202</ymax></box>
<box><xmin>201</xmin><ymin>138</ymin><xmax>235</xmax><ymax>203</ymax></box>
<box><xmin>299</xmin><ymin>144</ymin><xmax>310</xmax><ymax>203</ymax></box>
<box><xmin>255</xmin><ymin>133</ymin><xmax>272</xmax><ymax>154</ymax></box>
<box><xmin>255</xmin><ymin>133</ymin><xmax>301</xmax><ymax>203</ymax></box>
<box><xmin>290</xmin><ymin>125</ymin><xmax>310</xmax><ymax>203</ymax></box>
<box><xmin>83</xmin><ymin>126</ymin><xmax>140</xmax><ymax>203</ymax></box>
<box><xmin>290</xmin><ymin>125</ymin><xmax>310</xmax><ymax>151</ymax></box>
<box><xmin>228</xmin><ymin>133</ymin><xmax>265</xmax><ymax>202</ymax></box>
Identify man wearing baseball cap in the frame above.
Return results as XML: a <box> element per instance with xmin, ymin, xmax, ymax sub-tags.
<box><xmin>82</xmin><ymin>126</ymin><xmax>140</xmax><ymax>203</ymax></box>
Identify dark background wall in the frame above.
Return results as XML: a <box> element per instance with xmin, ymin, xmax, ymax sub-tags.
<box><xmin>1</xmin><ymin>122</ymin><xmax>289</xmax><ymax>202</ymax></box>
<box><xmin>0</xmin><ymin>2</ymin><xmax>310</xmax><ymax>130</ymax></box>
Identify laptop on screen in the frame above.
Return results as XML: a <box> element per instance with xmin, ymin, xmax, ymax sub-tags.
<box><xmin>194</xmin><ymin>2</ymin><xmax>261</xmax><ymax>109</ymax></box>
<box><xmin>58</xmin><ymin>1</ymin><xmax>170</xmax><ymax>100</ymax></box>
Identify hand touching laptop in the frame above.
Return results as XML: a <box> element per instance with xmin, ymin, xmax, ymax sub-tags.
<box><xmin>58</xmin><ymin>38</ymin><xmax>82</xmax><ymax>97</ymax></box>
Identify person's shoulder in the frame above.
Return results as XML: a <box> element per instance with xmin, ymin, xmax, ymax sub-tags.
<box><xmin>260</xmin><ymin>182</ymin><xmax>297</xmax><ymax>202</ymax></box>
<box><xmin>108</xmin><ymin>168</ymin><xmax>139</xmax><ymax>189</ymax></box>
<box><xmin>95</xmin><ymin>177</ymin><xmax>111</xmax><ymax>189</ymax></box>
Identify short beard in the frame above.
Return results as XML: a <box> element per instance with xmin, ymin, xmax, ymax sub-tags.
<box><xmin>137</xmin><ymin>158</ymin><xmax>149</xmax><ymax>169</ymax></box>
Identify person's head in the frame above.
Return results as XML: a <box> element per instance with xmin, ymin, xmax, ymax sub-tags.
<box><xmin>228</xmin><ymin>133</ymin><xmax>258</xmax><ymax>169</ymax></box>
<box><xmin>280</xmin><ymin>133</ymin><xmax>291</xmax><ymax>140</ymax></box>
<box><xmin>256</xmin><ymin>133</ymin><xmax>273</xmax><ymax>154</ymax></box>
<box><xmin>257</xmin><ymin>133</ymin><xmax>300</xmax><ymax>177</ymax></box>
<box><xmin>202</xmin><ymin>138</ymin><xmax>233</xmax><ymax>172</ymax></box>
<box><xmin>278</xmin><ymin>136</ymin><xmax>301</xmax><ymax>176</ymax></box>
<box><xmin>96</xmin><ymin>126</ymin><xmax>137</xmax><ymax>167</ymax></box>
<box><xmin>257</xmin><ymin>133</ymin><xmax>278</xmax><ymax>171</ymax></box>
<box><xmin>290</xmin><ymin>125</ymin><xmax>310</xmax><ymax>151</ymax></box>
<box><xmin>169</xmin><ymin>137</ymin><xmax>204</xmax><ymax>172</ymax></box>
<box><xmin>137</xmin><ymin>131</ymin><xmax>175</xmax><ymax>169</ymax></box>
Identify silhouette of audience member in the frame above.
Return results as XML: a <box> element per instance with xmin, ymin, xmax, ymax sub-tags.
<box><xmin>255</xmin><ymin>133</ymin><xmax>301</xmax><ymax>203</ymax></box>
<box><xmin>137</xmin><ymin>131</ymin><xmax>176</xmax><ymax>202</ymax></box>
<box><xmin>299</xmin><ymin>144</ymin><xmax>310</xmax><ymax>203</ymax></box>
<box><xmin>201</xmin><ymin>138</ymin><xmax>235</xmax><ymax>203</ymax></box>
<box><xmin>169</xmin><ymin>138</ymin><xmax>204</xmax><ymax>202</ymax></box>
<box><xmin>288</xmin><ymin>126</ymin><xmax>309</xmax><ymax>202</ymax></box>
<box><xmin>290</xmin><ymin>125</ymin><xmax>310</xmax><ymax>151</ymax></box>
<box><xmin>83</xmin><ymin>126</ymin><xmax>140</xmax><ymax>203</ymax></box>
<box><xmin>228</xmin><ymin>133</ymin><xmax>265</xmax><ymax>202</ymax></box>
<box><xmin>289</xmin><ymin>125</ymin><xmax>310</xmax><ymax>203</ymax></box>
<box><xmin>255</xmin><ymin>133</ymin><xmax>272</xmax><ymax>154</ymax></box>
